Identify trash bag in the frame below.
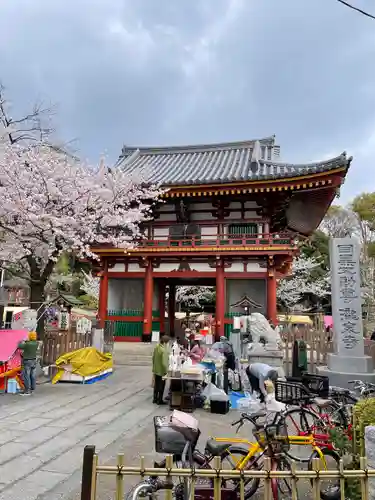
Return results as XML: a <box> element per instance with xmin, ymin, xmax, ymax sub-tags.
<box><xmin>237</xmin><ymin>393</ymin><xmax>262</xmax><ymax>413</ymax></box>
<box><xmin>265</xmin><ymin>392</ymin><xmax>286</xmax><ymax>412</ymax></box>
<box><xmin>202</xmin><ymin>382</ymin><xmax>229</xmax><ymax>402</ymax></box>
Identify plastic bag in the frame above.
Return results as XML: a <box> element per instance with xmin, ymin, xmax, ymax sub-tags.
<box><xmin>237</xmin><ymin>393</ymin><xmax>262</xmax><ymax>413</ymax></box>
<box><xmin>265</xmin><ymin>392</ymin><xmax>286</xmax><ymax>412</ymax></box>
<box><xmin>202</xmin><ymin>382</ymin><xmax>229</xmax><ymax>402</ymax></box>
<box><xmin>185</xmin><ymin>357</ymin><xmax>193</xmax><ymax>367</ymax></box>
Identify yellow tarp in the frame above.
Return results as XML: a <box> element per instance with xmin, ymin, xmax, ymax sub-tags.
<box><xmin>277</xmin><ymin>315</ymin><xmax>313</xmax><ymax>325</ymax></box>
<box><xmin>52</xmin><ymin>347</ymin><xmax>113</xmax><ymax>384</ymax></box>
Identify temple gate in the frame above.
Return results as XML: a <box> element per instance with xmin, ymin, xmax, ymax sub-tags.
<box><xmin>93</xmin><ymin>136</ymin><xmax>351</xmax><ymax>341</ymax></box>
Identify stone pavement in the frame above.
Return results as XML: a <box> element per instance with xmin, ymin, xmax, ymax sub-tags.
<box><xmin>0</xmin><ymin>365</ymin><xmax>156</xmax><ymax>500</ymax></box>
<box><xmin>0</xmin><ymin>349</ymin><xmax>313</xmax><ymax>500</ymax></box>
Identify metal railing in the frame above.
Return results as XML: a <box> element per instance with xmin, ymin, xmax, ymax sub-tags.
<box><xmin>80</xmin><ymin>445</ymin><xmax>374</xmax><ymax>500</ymax></box>
<box><xmin>139</xmin><ymin>233</ymin><xmax>294</xmax><ymax>249</ymax></box>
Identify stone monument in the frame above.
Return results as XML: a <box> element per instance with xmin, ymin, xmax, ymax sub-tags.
<box><xmin>246</xmin><ymin>313</ymin><xmax>285</xmax><ymax>378</ymax></box>
<box><xmin>317</xmin><ymin>237</ymin><xmax>375</xmax><ymax>387</ymax></box>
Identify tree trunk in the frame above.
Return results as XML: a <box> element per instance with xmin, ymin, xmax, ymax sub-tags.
<box><xmin>30</xmin><ymin>281</ymin><xmax>46</xmax><ymax>341</ymax></box>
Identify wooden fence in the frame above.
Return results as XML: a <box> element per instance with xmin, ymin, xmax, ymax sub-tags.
<box><xmin>282</xmin><ymin>327</ymin><xmax>333</xmax><ymax>376</ymax></box>
<box><xmin>42</xmin><ymin>328</ymin><xmax>92</xmax><ymax>365</ymax></box>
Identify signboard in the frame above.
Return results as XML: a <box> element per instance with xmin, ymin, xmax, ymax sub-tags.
<box><xmin>11</xmin><ymin>309</ymin><xmax>37</xmax><ymax>331</ymax></box>
<box><xmin>330</xmin><ymin>238</ymin><xmax>364</xmax><ymax>357</ymax></box>
<box><xmin>76</xmin><ymin>317</ymin><xmax>92</xmax><ymax>334</ymax></box>
<box><xmin>151</xmin><ymin>331</ymin><xmax>160</xmax><ymax>343</ymax></box>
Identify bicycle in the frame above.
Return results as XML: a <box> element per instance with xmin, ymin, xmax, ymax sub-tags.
<box><xmin>213</xmin><ymin>411</ymin><xmax>340</xmax><ymax>500</ymax></box>
<box><xmin>348</xmin><ymin>379</ymin><xmax>375</xmax><ymax>398</ymax></box>
<box><xmin>276</xmin><ymin>379</ymin><xmax>352</xmax><ymax>437</ymax></box>
<box><xmin>273</xmin><ymin>379</ymin><xmax>355</xmax><ymax>464</ymax></box>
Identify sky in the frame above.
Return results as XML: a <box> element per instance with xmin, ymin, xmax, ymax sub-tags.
<box><xmin>0</xmin><ymin>0</ymin><xmax>375</xmax><ymax>203</ymax></box>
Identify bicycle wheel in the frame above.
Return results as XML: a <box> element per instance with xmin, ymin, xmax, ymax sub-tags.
<box><xmin>308</xmin><ymin>447</ymin><xmax>340</xmax><ymax>500</ymax></box>
<box><xmin>284</xmin><ymin>407</ymin><xmax>324</xmax><ymax>434</ymax></box>
<box><xmin>284</xmin><ymin>408</ymin><xmax>324</xmax><ymax>462</ymax></box>
<box><xmin>220</xmin><ymin>446</ymin><xmax>262</xmax><ymax>499</ymax></box>
<box><xmin>271</xmin><ymin>456</ymin><xmax>296</xmax><ymax>500</ymax></box>
<box><xmin>310</xmin><ymin>402</ymin><xmax>348</xmax><ymax>429</ymax></box>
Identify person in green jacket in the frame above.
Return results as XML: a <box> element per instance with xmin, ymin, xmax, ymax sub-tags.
<box><xmin>152</xmin><ymin>335</ymin><xmax>169</xmax><ymax>404</ymax></box>
<box><xmin>18</xmin><ymin>331</ymin><xmax>38</xmax><ymax>396</ymax></box>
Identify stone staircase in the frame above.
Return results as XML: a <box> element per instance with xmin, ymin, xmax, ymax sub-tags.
<box><xmin>114</xmin><ymin>343</ymin><xmax>153</xmax><ymax>366</ymax></box>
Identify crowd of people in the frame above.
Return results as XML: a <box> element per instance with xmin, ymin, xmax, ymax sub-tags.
<box><xmin>151</xmin><ymin>326</ymin><xmax>278</xmax><ymax>406</ymax></box>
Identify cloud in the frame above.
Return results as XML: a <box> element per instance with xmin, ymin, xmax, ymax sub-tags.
<box><xmin>0</xmin><ymin>0</ymin><xmax>374</xmax><ymax>201</ymax></box>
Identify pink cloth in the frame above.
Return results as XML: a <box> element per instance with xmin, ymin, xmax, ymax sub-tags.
<box><xmin>0</xmin><ymin>330</ymin><xmax>28</xmax><ymax>362</ymax></box>
<box><xmin>324</xmin><ymin>316</ymin><xmax>333</xmax><ymax>328</ymax></box>
<box><xmin>189</xmin><ymin>345</ymin><xmax>204</xmax><ymax>363</ymax></box>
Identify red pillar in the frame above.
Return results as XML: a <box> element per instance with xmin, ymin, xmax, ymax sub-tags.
<box><xmin>143</xmin><ymin>259</ymin><xmax>153</xmax><ymax>342</ymax></box>
<box><xmin>267</xmin><ymin>269</ymin><xmax>277</xmax><ymax>325</ymax></box>
<box><xmin>168</xmin><ymin>285</ymin><xmax>176</xmax><ymax>338</ymax></box>
<box><xmin>158</xmin><ymin>281</ymin><xmax>166</xmax><ymax>334</ymax></box>
<box><xmin>98</xmin><ymin>261</ymin><xmax>108</xmax><ymax>328</ymax></box>
<box><xmin>215</xmin><ymin>259</ymin><xmax>225</xmax><ymax>340</ymax></box>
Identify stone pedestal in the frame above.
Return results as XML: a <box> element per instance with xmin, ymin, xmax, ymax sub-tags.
<box><xmin>317</xmin><ymin>238</ymin><xmax>375</xmax><ymax>388</ymax></box>
<box><xmin>318</xmin><ymin>354</ymin><xmax>375</xmax><ymax>388</ymax></box>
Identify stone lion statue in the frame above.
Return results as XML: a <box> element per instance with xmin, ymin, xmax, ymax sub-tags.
<box><xmin>243</xmin><ymin>313</ymin><xmax>282</xmax><ymax>351</ymax></box>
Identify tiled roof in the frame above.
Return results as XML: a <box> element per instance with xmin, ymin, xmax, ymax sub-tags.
<box><xmin>117</xmin><ymin>136</ymin><xmax>350</xmax><ymax>187</ymax></box>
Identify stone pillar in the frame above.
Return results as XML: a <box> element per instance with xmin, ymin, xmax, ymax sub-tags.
<box><xmin>158</xmin><ymin>281</ymin><xmax>166</xmax><ymax>334</ymax></box>
<box><xmin>142</xmin><ymin>259</ymin><xmax>153</xmax><ymax>342</ymax></box>
<box><xmin>98</xmin><ymin>261</ymin><xmax>108</xmax><ymax>328</ymax></box>
<box><xmin>267</xmin><ymin>270</ymin><xmax>277</xmax><ymax>325</ymax></box>
<box><xmin>168</xmin><ymin>284</ymin><xmax>176</xmax><ymax>338</ymax></box>
<box><xmin>216</xmin><ymin>258</ymin><xmax>225</xmax><ymax>339</ymax></box>
<box><xmin>318</xmin><ymin>238</ymin><xmax>375</xmax><ymax>387</ymax></box>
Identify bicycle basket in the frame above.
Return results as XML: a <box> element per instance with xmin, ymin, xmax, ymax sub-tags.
<box><xmin>274</xmin><ymin>380</ymin><xmax>312</xmax><ymax>405</ymax></box>
<box><xmin>302</xmin><ymin>374</ymin><xmax>329</xmax><ymax>399</ymax></box>
<box><xmin>254</xmin><ymin>421</ymin><xmax>289</xmax><ymax>454</ymax></box>
<box><xmin>154</xmin><ymin>416</ymin><xmax>199</xmax><ymax>455</ymax></box>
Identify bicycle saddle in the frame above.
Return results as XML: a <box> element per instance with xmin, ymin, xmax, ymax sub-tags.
<box><xmin>205</xmin><ymin>439</ymin><xmax>233</xmax><ymax>457</ymax></box>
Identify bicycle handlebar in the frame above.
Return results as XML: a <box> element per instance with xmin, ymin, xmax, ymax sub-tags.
<box><xmin>231</xmin><ymin>411</ymin><xmax>280</xmax><ymax>432</ymax></box>
<box><xmin>349</xmin><ymin>380</ymin><xmax>375</xmax><ymax>388</ymax></box>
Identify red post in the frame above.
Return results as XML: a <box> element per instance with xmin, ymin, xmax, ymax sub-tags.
<box><xmin>215</xmin><ymin>259</ymin><xmax>225</xmax><ymax>340</ymax></box>
<box><xmin>168</xmin><ymin>284</ymin><xmax>176</xmax><ymax>338</ymax></box>
<box><xmin>267</xmin><ymin>270</ymin><xmax>277</xmax><ymax>325</ymax></box>
<box><xmin>158</xmin><ymin>281</ymin><xmax>166</xmax><ymax>334</ymax></box>
<box><xmin>98</xmin><ymin>261</ymin><xmax>108</xmax><ymax>328</ymax></box>
<box><xmin>143</xmin><ymin>259</ymin><xmax>153</xmax><ymax>341</ymax></box>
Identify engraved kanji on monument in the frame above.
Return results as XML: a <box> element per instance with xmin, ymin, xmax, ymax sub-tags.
<box><xmin>330</xmin><ymin>238</ymin><xmax>364</xmax><ymax>357</ymax></box>
<box><xmin>319</xmin><ymin>237</ymin><xmax>375</xmax><ymax>386</ymax></box>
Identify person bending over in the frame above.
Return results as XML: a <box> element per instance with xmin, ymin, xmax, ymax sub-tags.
<box><xmin>246</xmin><ymin>362</ymin><xmax>279</xmax><ymax>403</ymax></box>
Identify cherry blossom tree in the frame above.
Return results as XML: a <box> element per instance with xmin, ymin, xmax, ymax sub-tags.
<box><xmin>0</xmin><ymin>125</ymin><xmax>162</xmax><ymax>337</ymax></box>
<box><xmin>277</xmin><ymin>255</ymin><xmax>330</xmax><ymax>311</ymax></box>
<box><xmin>175</xmin><ymin>286</ymin><xmax>215</xmax><ymax>310</ymax></box>
<box><xmin>81</xmin><ymin>271</ymin><xmax>100</xmax><ymax>299</ymax></box>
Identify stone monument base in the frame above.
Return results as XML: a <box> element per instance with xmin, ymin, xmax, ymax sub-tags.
<box><xmin>317</xmin><ymin>353</ymin><xmax>375</xmax><ymax>389</ymax></box>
